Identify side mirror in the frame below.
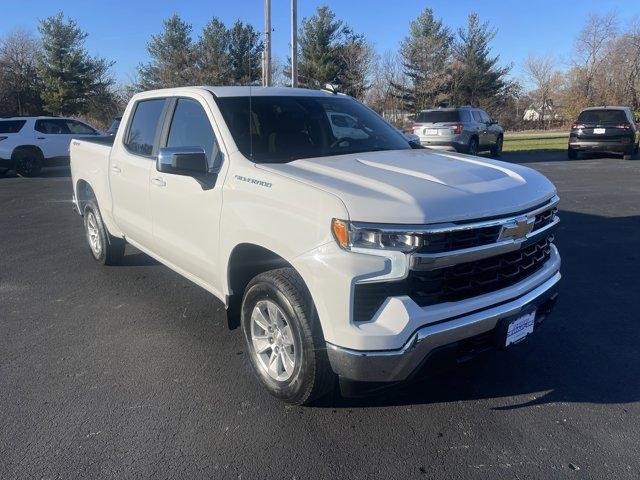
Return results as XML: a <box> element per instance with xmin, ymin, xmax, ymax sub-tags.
<box><xmin>157</xmin><ymin>146</ymin><xmax>208</xmax><ymax>176</ymax></box>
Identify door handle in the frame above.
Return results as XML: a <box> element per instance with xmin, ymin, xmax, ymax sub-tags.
<box><xmin>36</xmin><ymin>137</ymin><xmax>45</xmax><ymax>140</ymax></box>
<box><xmin>111</xmin><ymin>165</ymin><xmax>122</xmax><ymax>174</ymax></box>
<box><xmin>151</xmin><ymin>177</ymin><xmax>166</xmax><ymax>187</ymax></box>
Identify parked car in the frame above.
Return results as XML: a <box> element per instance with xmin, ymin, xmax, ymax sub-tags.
<box><xmin>411</xmin><ymin>106</ymin><xmax>504</xmax><ymax>156</ymax></box>
<box><xmin>106</xmin><ymin>116</ymin><xmax>122</xmax><ymax>137</ymax></box>
<box><xmin>70</xmin><ymin>86</ymin><xmax>561</xmax><ymax>405</ymax></box>
<box><xmin>0</xmin><ymin>116</ymin><xmax>104</xmax><ymax>176</ymax></box>
<box><xmin>568</xmin><ymin>106</ymin><xmax>639</xmax><ymax>160</ymax></box>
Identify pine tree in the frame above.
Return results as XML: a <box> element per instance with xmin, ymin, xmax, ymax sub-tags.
<box><xmin>396</xmin><ymin>8</ymin><xmax>453</xmax><ymax>111</ymax></box>
<box><xmin>36</xmin><ymin>12</ymin><xmax>114</xmax><ymax>116</ymax></box>
<box><xmin>227</xmin><ymin>21</ymin><xmax>262</xmax><ymax>85</ymax></box>
<box><xmin>338</xmin><ymin>31</ymin><xmax>374</xmax><ymax>99</ymax></box>
<box><xmin>297</xmin><ymin>6</ymin><xmax>345</xmax><ymax>89</ymax></box>
<box><xmin>450</xmin><ymin>13</ymin><xmax>512</xmax><ymax>107</ymax></box>
<box><xmin>195</xmin><ymin>17</ymin><xmax>230</xmax><ymax>85</ymax></box>
<box><xmin>137</xmin><ymin>15</ymin><xmax>194</xmax><ymax>90</ymax></box>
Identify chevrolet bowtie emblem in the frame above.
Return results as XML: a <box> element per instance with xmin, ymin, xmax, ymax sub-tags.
<box><xmin>497</xmin><ymin>215</ymin><xmax>535</xmax><ymax>241</ymax></box>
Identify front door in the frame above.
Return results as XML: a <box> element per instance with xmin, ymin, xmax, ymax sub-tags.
<box><xmin>149</xmin><ymin>96</ymin><xmax>226</xmax><ymax>291</ymax></box>
<box><xmin>110</xmin><ymin>97</ymin><xmax>167</xmax><ymax>249</ymax></box>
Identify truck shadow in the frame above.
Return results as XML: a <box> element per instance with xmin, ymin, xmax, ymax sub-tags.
<box><xmin>497</xmin><ymin>150</ymin><xmax>638</xmax><ymax>164</ymax></box>
<box><xmin>322</xmin><ymin>209</ymin><xmax>640</xmax><ymax>409</ymax></box>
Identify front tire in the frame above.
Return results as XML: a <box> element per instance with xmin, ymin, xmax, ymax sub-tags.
<box><xmin>14</xmin><ymin>148</ymin><xmax>43</xmax><ymax>177</ymax></box>
<box><xmin>490</xmin><ymin>135</ymin><xmax>503</xmax><ymax>157</ymax></box>
<box><xmin>83</xmin><ymin>199</ymin><xmax>125</xmax><ymax>265</ymax></box>
<box><xmin>241</xmin><ymin>268</ymin><xmax>334</xmax><ymax>405</ymax></box>
<box><xmin>568</xmin><ymin>148</ymin><xmax>578</xmax><ymax>160</ymax></box>
<box><xmin>467</xmin><ymin>137</ymin><xmax>479</xmax><ymax>156</ymax></box>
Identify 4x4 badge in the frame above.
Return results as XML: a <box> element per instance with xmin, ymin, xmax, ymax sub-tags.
<box><xmin>497</xmin><ymin>215</ymin><xmax>535</xmax><ymax>241</ymax></box>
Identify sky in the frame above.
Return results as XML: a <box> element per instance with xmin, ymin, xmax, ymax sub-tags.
<box><xmin>1</xmin><ymin>0</ymin><xmax>638</xmax><ymax>85</ymax></box>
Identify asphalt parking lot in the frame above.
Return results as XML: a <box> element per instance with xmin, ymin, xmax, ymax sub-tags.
<box><xmin>1</xmin><ymin>151</ymin><xmax>639</xmax><ymax>479</ymax></box>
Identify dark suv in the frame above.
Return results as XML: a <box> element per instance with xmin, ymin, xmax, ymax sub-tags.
<box><xmin>568</xmin><ymin>107</ymin><xmax>639</xmax><ymax>160</ymax></box>
<box><xmin>411</xmin><ymin>107</ymin><xmax>504</xmax><ymax>156</ymax></box>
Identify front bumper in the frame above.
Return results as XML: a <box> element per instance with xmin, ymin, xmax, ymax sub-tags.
<box><xmin>327</xmin><ymin>271</ymin><xmax>560</xmax><ymax>382</ymax></box>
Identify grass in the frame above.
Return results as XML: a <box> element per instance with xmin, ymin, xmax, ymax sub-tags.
<box><xmin>502</xmin><ymin>131</ymin><xmax>568</xmax><ymax>153</ymax></box>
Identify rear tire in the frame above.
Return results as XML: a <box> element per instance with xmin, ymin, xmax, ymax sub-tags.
<box><xmin>83</xmin><ymin>199</ymin><xmax>125</xmax><ymax>265</ymax></box>
<box><xmin>568</xmin><ymin>149</ymin><xmax>578</xmax><ymax>160</ymax></box>
<box><xmin>490</xmin><ymin>136</ymin><xmax>503</xmax><ymax>157</ymax></box>
<box><xmin>241</xmin><ymin>267</ymin><xmax>334</xmax><ymax>405</ymax></box>
<box><xmin>13</xmin><ymin>148</ymin><xmax>43</xmax><ymax>177</ymax></box>
<box><xmin>467</xmin><ymin>137</ymin><xmax>479</xmax><ymax>156</ymax></box>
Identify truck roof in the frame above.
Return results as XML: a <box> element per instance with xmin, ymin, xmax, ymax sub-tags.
<box><xmin>132</xmin><ymin>86</ymin><xmax>344</xmax><ymax>99</ymax></box>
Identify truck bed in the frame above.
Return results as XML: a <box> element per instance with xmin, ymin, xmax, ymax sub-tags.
<box><xmin>77</xmin><ymin>135</ymin><xmax>115</xmax><ymax>146</ymax></box>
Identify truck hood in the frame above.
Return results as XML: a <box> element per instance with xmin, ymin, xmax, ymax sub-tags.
<box><xmin>258</xmin><ymin>149</ymin><xmax>557</xmax><ymax>224</ymax></box>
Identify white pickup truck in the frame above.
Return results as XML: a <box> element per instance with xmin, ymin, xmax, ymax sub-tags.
<box><xmin>70</xmin><ymin>87</ymin><xmax>561</xmax><ymax>405</ymax></box>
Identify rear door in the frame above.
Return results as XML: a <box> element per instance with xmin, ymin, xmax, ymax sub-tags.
<box><xmin>414</xmin><ymin>110</ymin><xmax>460</xmax><ymax>145</ymax></box>
<box><xmin>472</xmin><ymin>110</ymin><xmax>489</xmax><ymax>147</ymax></box>
<box><xmin>576</xmin><ymin>109</ymin><xmax>631</xmax><ymax>143</ymax></box>
<box><xmin>110</xmin><ymin>97</ymin><xmax>168</xmax><ymax>248</ymax></box>
<box><xmin>149</xmin><ymin>96</ymin><xmax>226</xmax><ymax>290</ymax></box>
<box><xmin>34</xmin><ymin>119</ymin><xmax>72</xmax><ymax>159</ymax></box>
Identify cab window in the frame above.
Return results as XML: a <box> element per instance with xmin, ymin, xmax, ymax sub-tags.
<box><xmin>124</xmin><ymin>98</ymin><xmax>166</xmax><ymax>156</ymax></box>
<box><xmin>166</xmin><ymin>98</ymin><xmax>220</xmax><ymax>171</ymax></box>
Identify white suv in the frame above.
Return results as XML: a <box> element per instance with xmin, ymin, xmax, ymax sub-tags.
<box><xmin>0</xmin><ymin>116</ymin><xmax>103</xmax><ymax>176</ymax></box>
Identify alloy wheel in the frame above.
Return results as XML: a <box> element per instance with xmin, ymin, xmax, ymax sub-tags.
<box><xmin>86</xmin><ymin>212</ymin><xmax>102</xmax><ymax>257</ymax></box>
<box><xmin>250</xmin><ymin>299</ymin><xmax>297</xmax><ymax>382</ymax></box>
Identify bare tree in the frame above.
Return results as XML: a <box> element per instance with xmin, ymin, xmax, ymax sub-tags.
<box><xmin>574</xmin><ymin>12</ymin><xmax>617</xmax><ymax>102</ymax></box>
<box><xmin>0</xmin><ymin>29</ymin><xmax>42</xmax><ymax>115</ymax></box>
<box><xmin>523</xmin><ymin>54</ymin><xmax>562</xmax><ymax>128</ymax></box>
<box><xmin>367</xmin><ymin>51</ymin><xmax>409</xmax><ymax>126</ymax></box>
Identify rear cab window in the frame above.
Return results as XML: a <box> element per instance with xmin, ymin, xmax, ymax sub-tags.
<box><xmin>0</xmin><ymin>120</ymin><xmax>27</xmax><ymax>133</ymax></box>
<box><xmin>414</xmin><ymin>110</ymin><xmax>460</xmax><ymax>123</ymax></box>
<box><xmin>124</xmin><ymin>98</ymin><xmax>167</xmax><ymax>156</ymax></box>
<box><xmin>577</xmin><ymin>109</ymin><xmax>628</xmax><ymax>124</ymax></box>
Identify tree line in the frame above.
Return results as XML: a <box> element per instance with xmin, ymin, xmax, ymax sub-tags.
<box><xmin>1</xmin><ymin>7</ymin><xmax>638</xmax><ymax>130</ymax></box>
<box><xmin>524</xmin><ymin>12</ymin><xmax>640</xmax><ymax>129</ymax></box>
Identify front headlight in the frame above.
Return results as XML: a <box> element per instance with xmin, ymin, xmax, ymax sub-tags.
<box><xmin>331</xmin><ymin>219</ymin><xmax>423</xmax><ymax>252</ymax></box>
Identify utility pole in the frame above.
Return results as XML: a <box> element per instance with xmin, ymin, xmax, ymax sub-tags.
<box><xmin>263</xmin><ymin>0</ymin><xmax>271</xmax><ymax>86</ymax></box>
<box><xmin>291</xmin><ymin>0</ymin><xmax>298</xmax><ymax>87</ymax></box>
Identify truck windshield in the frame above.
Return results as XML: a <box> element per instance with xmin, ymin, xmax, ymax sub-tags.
<box><xmin>215</xmin><ymin>95</ymin><xmax>411</xmax><ymax>163</ymax></box>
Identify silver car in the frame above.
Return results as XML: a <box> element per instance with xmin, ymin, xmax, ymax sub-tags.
<box><xmin>412</xmin><ymin>107</ymin><xmax>504</xmax><ymax>156</ymax></box>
